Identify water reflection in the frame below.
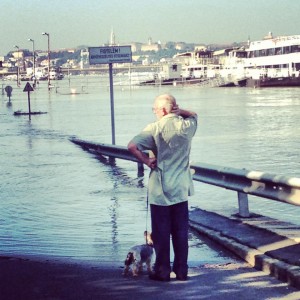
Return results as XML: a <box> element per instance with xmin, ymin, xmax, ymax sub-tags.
<box><xmin>88</xmin><ymin>150</ymin><xmax>148</xmax><ymax>259</ymax></box>
<box><xmin>92</xmin><ymin>151</ymin><xmax>145</xmax><ymax>188</ymax></box>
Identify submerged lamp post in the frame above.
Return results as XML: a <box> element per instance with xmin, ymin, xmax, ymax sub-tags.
<box><xmin>28</xmin><ymin>38</ymin><xmax>36</xmax><ymax>87</ymax></box>
<box><xmin>42</xmin><ymin>32</ymin><xmax>50</xmax><ymax>90</ymax></box>
<box><xmin>13</xmin><ymin>45</ymin><xmax>20</xmax><ymax>87</ymax></box>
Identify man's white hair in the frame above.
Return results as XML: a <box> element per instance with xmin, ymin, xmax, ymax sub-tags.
<box><xmin>154</xmin><ymin>94</ymin><xmax>176</xmax><ymax>113</ymax></box>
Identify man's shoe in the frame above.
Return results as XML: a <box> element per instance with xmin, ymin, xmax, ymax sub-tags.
<box><xmin>149</xmin><ymin>273</ymin><xmax>170</xmax><ymax>282</ymax></box>
<box><xmin>176</xmin><ymin>275</ymin><xmax>188</xmax><ymax>281</ymax></box>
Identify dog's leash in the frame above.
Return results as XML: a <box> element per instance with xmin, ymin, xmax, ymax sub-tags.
<box><xmin>145</xmin><ymin>188</ymin><xmax>149</xmax><ymax>244</ymax></box>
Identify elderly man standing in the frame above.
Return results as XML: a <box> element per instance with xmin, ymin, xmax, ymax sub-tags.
<box><xmin>128</xmin><ymin>94</ymin><xmax>198</xmax><ymax>281</ymax></box>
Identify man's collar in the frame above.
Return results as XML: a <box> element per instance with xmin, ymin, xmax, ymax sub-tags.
<box><xmin>162</xmin><ymin>113</ymin><xmax>177</xmax><ymax>119</ymax></box>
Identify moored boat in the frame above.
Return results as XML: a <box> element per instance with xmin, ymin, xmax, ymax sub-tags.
<box><xmin>244</xmin><ymin>33</ymin><xmax>300</xmax><ymax>77</ymax></box>
<box><xmin>246</xmin><ymin>76</ymin><xmax>300</xmax><ymax>88</ymax></box>
<box><xmin>174</xmin><ymin>33</ymin><xmax>300</xmax><ymax>87</ymax></box>
<box><xmin>139</xmin><ymin>62</ymin><xmax>206</xmax><ymax>86</ymax></box>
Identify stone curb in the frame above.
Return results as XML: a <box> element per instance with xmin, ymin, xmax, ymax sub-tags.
<box><xmin>189</xmin><ymin>220</ymin><xmax>300</xmax><ymax>289</ymax></box>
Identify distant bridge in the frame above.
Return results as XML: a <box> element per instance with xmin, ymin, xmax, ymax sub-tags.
<box><xmin>60</xmin><ymin>64</ymin><xmax>160</xmax><ymax>74</ymax></box>
<box><xmin>0</xmin><ymin>64</ymin><xmax>161</xmax><ymax>77</ymax></box>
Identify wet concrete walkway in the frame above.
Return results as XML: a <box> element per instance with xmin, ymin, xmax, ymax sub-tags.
<box><xmin>2</xmin><ymin>208</ymin><xmax>300</xmax><ymax>299</ymax></box>
<box><xmin>1</xmin><ymin>256</ymin><xmax>299</xmax><ymax>300</ymax></box>
<box><xmin>189</xmin><ymin>208</ymin><xmax>300</xmax><ymax>290</ymax></box>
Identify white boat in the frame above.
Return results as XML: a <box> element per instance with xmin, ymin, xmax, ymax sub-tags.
<box><xmin>243</xmin><ymin>33</ymin><xmax>300</xmax><ymax>86</ymax></box>
<box><xmin>35</xmin><ymin>67</ymin><xmax>48</xmax><ymax>80</ymax></box>
<box><xmin>49</xmin><ymin>67</ymin><xmax>64</xmax><ymax>80</ymax></box>
<box><xmin>139</xmin><ymin>62</ymin><xmax>206</xmax><ymax>86</ymax></box>
<box><xmin>181</xmin><ymin>33</ymin><xmax>300</xmax><ymax>87</ymax></box>
<box><xmin>213</xmin><ymin>48</ymin><xmax>248</xmax><ymax>84</ymax></box>
<box><xmin>181</xmin><ymin>64</ymin><xmax>208</xmax><ymax>79</ymax></box>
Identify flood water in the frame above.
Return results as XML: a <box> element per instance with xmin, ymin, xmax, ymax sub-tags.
<box><xmin>1</xmin><ymin>75</ymin><xmax>300</xmax><ymax>266</ymax></box>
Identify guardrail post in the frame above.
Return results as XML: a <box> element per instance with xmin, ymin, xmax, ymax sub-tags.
<box><xmin>137</xmin><ymin>162</ymin><xmax>144</xmax><ymax>177</ymax></box>
<box><xmin>109</xmin><ymin>157</ymin><xmax>116</xmax><ymax>165</ymax></box>
<box><xmin>237</xmin><ymin>191</ymin><xmax>250</xmax><ymax>218</ymax></box>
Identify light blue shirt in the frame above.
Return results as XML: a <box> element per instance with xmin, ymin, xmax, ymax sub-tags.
<box><xmin>132</xmin><ymin>113</ymin><xmax>198</xmax><ymax>206</ymax></box>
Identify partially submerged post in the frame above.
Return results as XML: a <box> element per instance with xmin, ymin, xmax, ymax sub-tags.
<box><xmin>23</xmin><ymin>82</ymin><xmax>34</xmax><ymax>120</ymax></box>
<box><xmin>5</xmin><ymin>85</ymin><xmax>13</xmax><ymax>102</ymax></box>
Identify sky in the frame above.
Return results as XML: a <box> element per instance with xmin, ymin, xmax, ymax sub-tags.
<box><xmin>1</xmin><ymin>0</ymin><xmax>300</xmax><ymax>55</ymax></box>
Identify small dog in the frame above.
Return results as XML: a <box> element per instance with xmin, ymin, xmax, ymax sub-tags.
<box><xmin>123</xmin><ymin>231</ymin><xmax>154</xmax><ymax>277</ymax></box>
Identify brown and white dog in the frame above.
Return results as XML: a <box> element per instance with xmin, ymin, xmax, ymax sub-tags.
<box><xmin>123</xmin><ymin>231</ymin><xmax>154</xmax><ymax>276</ymax></box>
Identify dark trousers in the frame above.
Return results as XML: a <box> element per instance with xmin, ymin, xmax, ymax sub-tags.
<box><xmin>150</xmin><ymin>201</ymin><xmax>189</xmax><ymax>279</ymax></box>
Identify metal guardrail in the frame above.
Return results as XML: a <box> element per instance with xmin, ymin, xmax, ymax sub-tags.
<box><xmin>71</xmin><ymin>138</ymin><xmax>300</xmax><ymax>217</ymax></box>
<box><xmin>191</xmin><ymin>163</ymin><xmax>300</xmax><ymax>216</ymax></box>
<box><xmin>71</xmin><ymin>138</ymin><xmax>139</xmax><ymax>162</ymax></box>
<box><xmin>71</xmin><ymin>138</ymin><xmax>145</xmax><ymax>176</ymax></box>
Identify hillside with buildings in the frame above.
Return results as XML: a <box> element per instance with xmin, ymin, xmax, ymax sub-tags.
<box><xmin>0</xmin><ymin>30</ymin><xmax>242</xmax><ymax>80</ymax></box>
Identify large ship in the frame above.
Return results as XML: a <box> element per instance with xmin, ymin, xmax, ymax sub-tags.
<box><xmin>179</xmin><ymin>33</ymin><xmax>300</xmax><ymax>87</ymax></box>
<box><xmin>243</xmin><ymin>33</ymin><xmax>300</xmax><ymax>87</ymax></box>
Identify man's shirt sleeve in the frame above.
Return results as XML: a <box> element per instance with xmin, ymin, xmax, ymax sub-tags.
<box><xmin>131</xmin><ymin>124</ymin><xmax>157</xmax><ymax>153</ymax></box>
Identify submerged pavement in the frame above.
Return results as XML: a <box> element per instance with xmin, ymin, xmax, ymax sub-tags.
<box><xmin>1</xmin><ymin>208</ymin><xmax>300</xmax><ymax>299</ymax></box>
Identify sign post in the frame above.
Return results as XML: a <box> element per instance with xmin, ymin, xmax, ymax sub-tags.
<box><xmin>89</xmin><ymin>46</ymin><xmax>132</xmax><ymax>145</ymax></box>
<box><xmin>23</xmin><ymin>82</ymin><xmax>34</xmax><ymax>120</ymax></box>
<box><xmin>108</xmin><ymin>63</ymin><xmax>115</xmax><ymax>144</ymax></box>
